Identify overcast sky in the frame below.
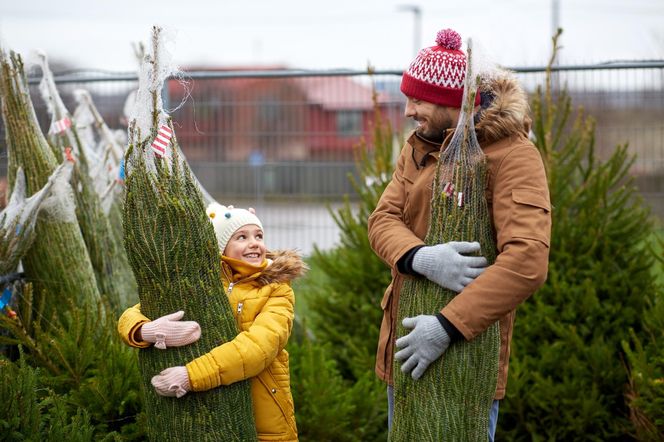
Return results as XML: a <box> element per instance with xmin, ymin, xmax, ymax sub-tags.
<box><xmin>1</xmin><ymin>0</ymin><xmax>663</xmax><ymax>73</ymax></box>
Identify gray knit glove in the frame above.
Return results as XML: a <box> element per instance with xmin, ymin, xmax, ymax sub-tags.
<box><xmin>395</xmin><ymin>315</ymin><xmax>451</xmax><ymax>380</ymax></box>
<box><xmin>412</xmin><ymin>242</ymin><xmax>488</xmax><ymax>292</ymax></box>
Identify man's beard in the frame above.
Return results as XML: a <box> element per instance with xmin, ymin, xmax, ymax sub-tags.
<box><xmin>414</xmin><ymin>110</ymin><xmax>455</xmax><ymax>143</ymax></box>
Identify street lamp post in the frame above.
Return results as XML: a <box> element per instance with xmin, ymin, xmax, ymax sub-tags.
<box><xmin>398</xmin><ymin>4</ymin><xmax>422</xmax><ymax>58</ymax></box>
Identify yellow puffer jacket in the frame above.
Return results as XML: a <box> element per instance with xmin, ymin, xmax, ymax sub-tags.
<box><xmin>118</xmin><ymin>250</ymin><xmax>306</xmax><ymax>442</ymax></box>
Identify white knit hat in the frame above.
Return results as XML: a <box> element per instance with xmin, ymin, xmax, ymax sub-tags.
<box><xmin>206</xmin><ymin>202</ymin><xmax>263</xmax><ymax>254</ymax></box>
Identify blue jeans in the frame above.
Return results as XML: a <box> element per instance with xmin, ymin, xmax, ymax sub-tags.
<box><xmin>387</xmin><ymin>385</ymin><xmax>500</xmax><ymax>441</ymax></box>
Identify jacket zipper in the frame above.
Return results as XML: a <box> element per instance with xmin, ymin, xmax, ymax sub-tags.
<box><xmin>236</xmin><ymin>301</ymin><xmax>244</xmax><ymax>329</ymax></box>
<box><xmin>227</xmin><ymin>282</ymin><xmax>244</xmax><ymax>329</ymax></box>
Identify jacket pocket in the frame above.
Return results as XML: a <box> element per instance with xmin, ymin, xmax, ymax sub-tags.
<box><xmin>512</xmin><ymin>188</ymin><xmax>550</xmax><ymax>211</ymax></box>
<box><xmin>509</xmin><ymin>188</ymin><xmax>551</xmax><ymax>246</ymax></box>
<box><xmin>256</xmin><ymin>368</ymin><xmax>297</xmax><ymax>437</ymax></box>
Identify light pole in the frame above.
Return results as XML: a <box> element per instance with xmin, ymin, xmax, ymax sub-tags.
<box><xmin>398</xmin><ymin>4</ymin><xmax>422</xmax><ymax>58</ymax></box>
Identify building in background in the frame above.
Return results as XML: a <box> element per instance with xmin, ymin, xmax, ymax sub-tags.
<box><xmin>168</xmin><ymin>67</ymin><xmax>404</xmax><ymax>163</ymax></box>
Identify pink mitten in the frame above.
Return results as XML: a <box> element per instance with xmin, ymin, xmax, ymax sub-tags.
<box><xmin>140</xmin><ymin>311</ymin><xmax>201</xmax><ymax>350</ymax></box>
<box><xmin>151</xmin><ymin>366</ymin><xmax>191</xmax><ymax>398</ymax></box>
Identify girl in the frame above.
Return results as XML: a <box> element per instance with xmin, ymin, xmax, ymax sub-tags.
<box><xmin>118</xmin><ymin>203</ymin><xmax>305</xmax><ymax>441</ymax></box>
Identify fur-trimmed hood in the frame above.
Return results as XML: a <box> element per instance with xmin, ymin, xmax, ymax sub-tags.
<box><xmin>254</xmin><ymin>249</ymin><xmax>308</xmax><ymax>286</ymax></box>
<box><xmin>475</xmin><ymin>69</ymin><xmax>531</xmax><ymax>144</ymax></box>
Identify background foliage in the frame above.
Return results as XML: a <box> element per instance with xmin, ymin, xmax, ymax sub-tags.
<box><xmin>496</xmin><ymin>32</ymin><xmax>663</xmax><ymax>440</ymax></box>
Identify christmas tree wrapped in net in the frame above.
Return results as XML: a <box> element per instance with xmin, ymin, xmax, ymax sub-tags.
<box><xmin>73</xmin><ymin>88</ymin><xmax>135</xmax><ymax>306</ymax></box>
<box><xmin>0</xmin><ymin>49</ymin><xmax>101</xmax><ymax>310</ymax></box>
<box><xmin>0</xmin><ymin>164</ymin><xmax>69</xmax><ymax>276</ymax></box>
<box><xmin>391</xmin><ymin>39</ymin><xmax>500</xmax><ymax>441</ymax></box>
<box><xmin>123</xmin><ymin>26</ymin><xmax>256</xmax><ymax>441</ymax></box>
<box><xmin>36</xmin><ymin>52</ymin><xmax>136</xmax><ymax>311</ymax></box>
<box><xmin>72</xmin><ymin>88</ymin><xmax>125</xmax><ymax>213</ymax></box>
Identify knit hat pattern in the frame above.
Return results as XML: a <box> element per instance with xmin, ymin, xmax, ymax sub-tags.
<box><xmin>400</xmin><ymin>28</ymin><xmax>480</xmax><ymax>108</ymax></box>
<box><xmin>206</xmin><ymin>202</ymin><xmax>263</xmax><ymax>254</ymax></box>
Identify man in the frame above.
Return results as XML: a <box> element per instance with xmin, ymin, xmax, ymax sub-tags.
<box><xmin>367</xmin><ymin>28</ymin><xmax>551</xmax><ymax>439</ymax></box>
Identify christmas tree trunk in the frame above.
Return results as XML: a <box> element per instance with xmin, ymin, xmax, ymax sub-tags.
<box><xmin>123</xmin><ymin>27</ymin><xmax>256</xmax><ymax>442</ymax></box>
<box><xmin>391</xmin><ymin>41</ymin><xmax>500</xmax><ymax>441</ymax></box>
<box><xmin>37</xmin><ymin>53</ymin><xmax>136</xmax><ymax>311</ymax></box>
<box><xmin>0</xmin><ymin>49</ymin><xmax>100</xmax><ymax>310</ymax></box>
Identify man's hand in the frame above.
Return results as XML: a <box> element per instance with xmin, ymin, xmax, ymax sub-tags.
<box><xmin>151</xmin><ymin>366</ymin><xmax>191</xmax><ymax>398</ymax></box>
<box><xmin>140</xmin><ymin>311</ymin><xmax>201</xmax><ymax>350</ymax></box>
<box><xmin>412</xmin><ymin>242</ymin><xmax>488</xmax><ymax>292</ymax></box>
<box><xmin>395</xmin><ymin>315</ymin><xmax>451</xmax><ymax>380</ymax></box>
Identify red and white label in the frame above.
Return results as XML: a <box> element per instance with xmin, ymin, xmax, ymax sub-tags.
<box><xmin>151</xmin><ymin>125</ymin><xmax>173</xmax><ymax>157</ymax></box>
<box><xmin>442</xmin><ymin>182</ymin><xmax>455</xmax><ymax>198</ymax></box>
<box><xmin>50</xmin><ymin>117</ymin><xmax>71</xmax><ymax>134</ymax></box>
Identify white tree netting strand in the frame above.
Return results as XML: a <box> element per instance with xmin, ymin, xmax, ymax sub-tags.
<box><xmin>1</xmin><ymin>162</ymin><xmax>73</xmax><ymax>274</ymax></box>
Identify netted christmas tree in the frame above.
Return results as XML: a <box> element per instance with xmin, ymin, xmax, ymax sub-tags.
<box><xmin>72</xmin><ymin>89</ymin><xmax>135</xmax><ymax>307</ymax></box>
<box><xmin>123</xmin><ymin>26</ymin><xmax>256</xmax><ymax>441</ymax></box>
<box><xmin>0</xmin><ymin>164</ymin><xmax>67</xmax><ymax>275</ymax></box>
<box><xmin>37</xmin><ymin>52</ymin><xmax>136</xmax><ymax>311</ymax></box>
<box><xmin>391</xmin><ymin>40</ymin><xmax>500</xmax><ymax>441</ymax></box>
<box><xmin>0</xmin><ymin>49</ymin><xmax>100</xmax><ymax>310</ymax></box>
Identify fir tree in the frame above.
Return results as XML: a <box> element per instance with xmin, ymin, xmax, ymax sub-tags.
<box><xmin>497</xmin><ymin>30</ymin><xmax>661</xmax><ymax>440</ymax></box>
<box><xmin>306</xmin><ymin>87</ymin><xmax>394</xmax><ymax>378</ymax></box>
<box><xmin>293</xmin><ymin>85</ymin><xmax>394</xmax><ymax>441</ymax></box>
<box><xmin>622</xmin><ymin>232</ymin><xmax>664</xmax><ymax>440</ymax></box>
<box><xmin>0</xmin><ymin>285</ymin><xmax>146</xmax><ymax>440</ymax></box>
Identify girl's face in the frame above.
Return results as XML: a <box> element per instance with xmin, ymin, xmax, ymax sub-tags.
<box><xmin>224</xmin><ymin>224</ymin><xmax>266</xmax><ymax>266</ymax></box>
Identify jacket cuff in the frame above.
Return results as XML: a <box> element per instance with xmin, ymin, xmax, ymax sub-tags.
<box><xmin>128</xmin><ymin>320</ymin><xmax>152</xmax><ymax>348</ymax></box>
<box><xmin>435</xmin><ymin>313</ymin><xmax>464</xmax><ymax>343</ymax></box>
<box><xmin>397</xmin><ymin>245</ymin><xmax>426</xmax><ymax>275</ymax></box>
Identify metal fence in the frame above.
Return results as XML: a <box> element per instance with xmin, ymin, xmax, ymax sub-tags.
<box><xmin>1</xmin><ymin>62</ymin><xmax>662</xmax><ymax>254</ymax></box>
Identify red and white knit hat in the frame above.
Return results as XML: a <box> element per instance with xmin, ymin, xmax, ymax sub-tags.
<box><xmin>400</xmin><ymin>28</ymin><xmax>480</xmax><ymax>108</ymax></box>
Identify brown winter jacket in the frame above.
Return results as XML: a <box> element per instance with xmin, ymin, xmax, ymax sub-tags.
<box><xmin>367</xmin><ymin>72</ymin><xmax>551</xmax><ymax>400</ymax></box>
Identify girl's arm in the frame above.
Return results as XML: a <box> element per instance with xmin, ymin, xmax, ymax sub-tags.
<box><xmin>185</xmin><ymin>284</ymin><xmax>295</xmax><ymax>392</ymax></box>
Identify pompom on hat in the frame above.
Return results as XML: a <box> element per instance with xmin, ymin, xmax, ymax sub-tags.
<box><xmin>206</xmin><ymin>202</ymin><xmax>263</xmax><ymax>254</ymax></box>
<box><xmin>400</xmin><ymin>28</ymin><xmax>480</xmax><ymax>108</ymax></box>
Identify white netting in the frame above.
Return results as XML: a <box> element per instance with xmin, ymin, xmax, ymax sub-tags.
<box><xmin>35</xmin><ymin>51</ymin><xmax>67</xmax><ymax>118</ymax></box>
<box><xmin>73</xmin><ymin>90</ymin><xmax>108</xmax><ymax>197</ymax></box>
<box><xmin>125</xmin><ymin>26</ymin><xmax>213</xmax><ymax>206</ymax></box>
<box><xmin>0</xmin><ymin>164</ymin><xmax>71</xmax><ymax>272</ymax></box>
<box><xmin>73</xmin><ymin>89</ymin><xmax>98</xmax><ymax>151</ymax></box>
<box><xmin>73</xmin><ymin>88</ymin><xmax>125</xmax><ymax>208</ymax></box>
<box><xmin>39</xmin><ymin>160</ymin><xmax>78</xmax><ymax>224</ymax></box>
<box><xmin>113</xmin><ymin>129</ymin><xmax>127</xmax><ymax>147</ymax></box>
<box><xmin>35</xmin><ymin>51</ymin><xmax>82</xmax><ymax>157</ymax></box>
<box><xmin>465</xmin><ymin>38</ymin><xmax>500</xmax><ymax>86</ymax></box>
<box><xmin>122</xmin><ymin>89</ymin><xmax>138</xmax><ymax>127</ymax></box>
<box><xmin>131</xmin><ymin>27</ymin><xmax>178</xmax><ymax>137</ymax></box>
<box><xmin>127</xmin><ymin>27</ymin><xmax>195</xmax><ymax>180</ymax></box>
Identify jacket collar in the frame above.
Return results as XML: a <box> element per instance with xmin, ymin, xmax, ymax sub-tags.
<box><xmin>221</xmin><ymin>255</ymin><xmax>267</xmax><ymax>283</ymax></box>
<box><xmin>407</xmin><ymin>69</ymin><xmax>531</xmax><ymax>168</ymax></box>
<box><xmin>408</xmin><ymin>130</ymin><xmax>453</xmax><ymax>169</ymax></box>
<box><xmin>220</xmin><ymin>250</ymin><xmax>308</xmax><ymax>286</ymax></box>
<box><xmin>475</xmin><ymin>70</ymin><xmax>531</xmax><ymax>143</ymax></box>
